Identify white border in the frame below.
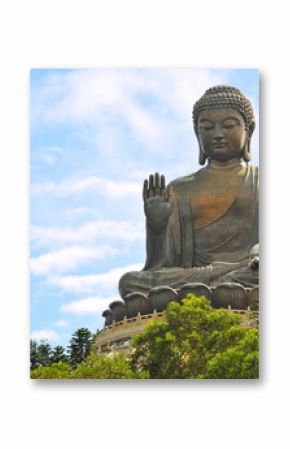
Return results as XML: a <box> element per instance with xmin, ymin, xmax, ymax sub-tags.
<box><xmin>0</xmin><ymin>1</ymin><xmax>288</xmax><ymax>448</ymax></box>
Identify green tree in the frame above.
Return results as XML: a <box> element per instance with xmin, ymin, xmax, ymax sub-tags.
<box><xmin>30</xmin><ymin>339</ymin><xmax>39</xmax><ymax>370</ymax></box>
<box><xmin>72</xmin><ymin>353</ymin><xmax>148</xmax><ymax>379</ymax></box>
<box><xmin>37</xmin><ymin>339</ymin><xmax>53</xmax><ymax>367</ymax></box>
<box><xmin>30</xmin><ymin>354</ymin><xmax>148</xmax><ymax>379</ymax></box>
<box><xmin>68</xmin><ymin>328</ymin><xmax>92</xmax><ymax>368</ymax></box>
<box><xmin>51</xmin><ymin>345</ymin><xmax>69</xmax><ymax>364</ymax></box>
<box><xmin>30</xmin><ymin>362</ymin><xmax>71</xmax><ymax>379</ymax></box>
<box><xmin>131</xmin><ymin>295</ymin><xmax>259</xmax><ymax>379</ymax></box>
<box><xmin>203</xmin><ymin>328</ymin><xmax>259</xmax><ymax>379</ymax></box>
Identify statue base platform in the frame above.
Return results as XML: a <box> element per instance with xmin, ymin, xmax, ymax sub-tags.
<box><xmin>95</xmin><ymin>282</ymin><xmax>259</xmax><ymax>355</ymax></box>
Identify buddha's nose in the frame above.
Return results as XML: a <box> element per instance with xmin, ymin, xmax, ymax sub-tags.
<box><xmin>213</xmin><ymin>134</ymin><xmax>224</xmax><ymax>143</ymax></box>
<box><xmin>212</xmin><ymin>126</ymin><xmax>224</xmax><ymax>141</ymax></box>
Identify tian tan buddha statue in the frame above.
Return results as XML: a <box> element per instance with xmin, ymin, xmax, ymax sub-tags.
<box><xmin>119</xmin><ymin>85</ymin><xmax>259</xmax><ymax>301</ymax></box>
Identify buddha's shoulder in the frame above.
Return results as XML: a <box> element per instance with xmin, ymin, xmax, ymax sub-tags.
<box><xmin>168</xmin><ymin>165</ymin><xmax>259</xmax><ymax>190</ymax></box>
<box><xmin>168</xmin><ymin>171</ymin><xmax>199</xmax><ymax>191</ymax></box>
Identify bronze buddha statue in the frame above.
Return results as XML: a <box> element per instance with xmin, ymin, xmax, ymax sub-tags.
<box><xmin>118</xmin><ymin>85</ymin><xmax>259</xmax><ymax>300</ymax></box>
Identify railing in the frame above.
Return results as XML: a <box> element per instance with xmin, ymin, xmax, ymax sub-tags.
<box><xmin>96</xmin><ymin>309</ymin><xmax>164</xmax><ymax>336</ymax></box>
<box><xmin>95</xmin><ymin>305</ymin><xmax>258</xmax><ymax>355</ymax></box>
<box><xmin>96</xmin><ymin>305</ymin><xmax>257</xmax><ymax>339</ymax></box>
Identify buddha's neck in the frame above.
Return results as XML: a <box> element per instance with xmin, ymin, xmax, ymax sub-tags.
<box><xmin>207</xmin><ymin>158</ymin><xmax>246</xmax><ymax>172</ymax></box>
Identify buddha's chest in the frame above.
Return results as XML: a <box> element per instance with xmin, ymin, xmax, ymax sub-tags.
<box><xmin>191</xmin><ymin>171</ymin><xmax>245</xmax><ymax>229</ymax></box>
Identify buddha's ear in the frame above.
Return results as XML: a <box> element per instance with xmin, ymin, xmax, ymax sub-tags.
<box><xmin>197</xmin><ymin>138</ymin><xmax>207</xmax><ymax>165</ymax></box>
<box><xmin>242</xmin><ymin>140</ymin><xmax>251</xmax><ymax>162</ymax></box>
<box><xmin>248</xmin><ymin>121</ymin><xmax>255</xmax><ymax>138</ymax></box>
<box><xmin>199</xmin><ymin>146</ymin><xmax>207</xmax><ymax>165</ymax></box>
<box><xmin>195</xmin><ymin>124</ymin><xmax>207</xmax><ymax>165</ymax></box>
<box><xmin>242</xmin><ymin>121</ymin><xmax>255</xmax><ymax>163</ymax></box>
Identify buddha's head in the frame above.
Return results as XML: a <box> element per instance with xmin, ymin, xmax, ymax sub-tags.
<box><xmin>192</xmin><ymin>85</ymin><xmax>255</xmax><ymax>165</ymax></box>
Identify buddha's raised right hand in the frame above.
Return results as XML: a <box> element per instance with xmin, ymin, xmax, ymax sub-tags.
<box><xmin>143</xmin><ymin>172</ymin><xmax>173</xmax><ymax>231</ymax></box>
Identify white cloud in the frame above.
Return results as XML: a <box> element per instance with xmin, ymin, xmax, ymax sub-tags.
<box><xmin>31</xmin><ymin>69</ymin><xmax>229</xmax><ymax>153</ymax></box>
<box><xmin>64</xmin><ymin>207</ymin><xmax>98</xmax><ymax>219</ymax></box>
<box><xmin>31</xmin><ymin>220</ymin><xmax>144</xmax><ymax>248</ymax></box>
<box><xmin>31</xmin><ymin>329</ymin><xmax>59</xmax><ymax>341</ymax></box>
<box><xmin>53</xmin><ymin>319</ymin><xmax>68</xmax><ymax>328</ymax></box>
<box><xmin>49</xmin><ymin>263</ymin><xmax>143</xmax><ymax>294</ymax></box>
<box><xmin>60</xmin><ymin>296</ymin><xmax>113</xmax><ymax>316</ymax></box>
<box><xmin>46</xmin><ymin>146</ymin><xmax>63</xmax><ymax>153</ymax></box>
<box><xmin>31</xmin><ymin>175</ymin><xmax>141</xmax><ymax>198</ymax></box>
<box><xmin>33</xmin><ymin>69</ymin><xmax>226</xmax><ymax>123</ymax></box>
<box><xmin>30</xmin><ymin>245</ymin><xmax>119</xmax><ymax>276</ymax></box>
<box><xmin>34</xmin><ymin>145</ymin><xmax>64</xmax><ymax>166</ymax></box>
<box><xmin>42</xmin><ymin>154</ymin><xmax>56</xmax><ymax>165</ymax></box>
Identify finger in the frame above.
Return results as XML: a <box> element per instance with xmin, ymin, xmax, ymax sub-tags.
<box><xmin>161</xmin><ymin>174</ymin><xmax>167</xmax><ymax>199</ymax></box>
<box><xmin>154</xmin><ymin>172</ymin><xmax>161</xmax><ymax>196</ymax></box>
<box><xmin>143</xmin><ymin>179</ymin><xmax>149</xmax><ymax>201</ymax></box>
<box><xmin>149</xmin><ymin>174</ymin><xmax>154</xmax><ymax>198</ymax></box>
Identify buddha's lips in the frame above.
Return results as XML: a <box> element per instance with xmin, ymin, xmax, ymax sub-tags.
<box><xmin>213</xmin><ymin>143</ymin><xmax>227</xmax><ymax>148</ymax></box>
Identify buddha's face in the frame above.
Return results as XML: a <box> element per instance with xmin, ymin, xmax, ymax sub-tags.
<box><xmin>197</xmin><ymin>108</ymin><xmax>248</xmax><ymax>163</ymax></box>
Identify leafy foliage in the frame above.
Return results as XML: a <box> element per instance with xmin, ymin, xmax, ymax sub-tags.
<box><xmin>30</xmin><ymin>354</ymin><xmax>148</xmax><ymax>379</ymax></box>
<box><xmin>72</xmin><ymin>354</ymin><xmax>148</xmax><ymax>379</ymax></box>
<box><xmin>30</xmin><ymin>362</ymin><xmax>72</xmax><ymax>379</ymax></box>
<box><xmin>131</xmin><ymin>295</ymin><xmax>259</xmax><ymax>379</ymax></box>
<box><xmin>202</xmin><ymin>328</ymin><xmax>259</xmax><ymax>379</ymax></box>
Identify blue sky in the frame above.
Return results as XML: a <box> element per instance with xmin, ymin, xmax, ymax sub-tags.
<box><xmin>30</xmin><ymin>68</ymin><xmax>259</xmax><ymax>348</ymax></box>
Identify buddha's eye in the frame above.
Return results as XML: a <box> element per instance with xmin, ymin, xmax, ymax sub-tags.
<box><xmin>199</xmin><ymin>120</ymin><xmax>214</xmax><ymax>131</ymax></box>
<box><xmin>223</xmin><ymin>118</ymin><xmax>240</xmax><ymax>129</ymax></box>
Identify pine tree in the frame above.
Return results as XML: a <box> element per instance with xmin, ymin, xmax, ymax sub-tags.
<box><xmin>68</xmin><ymin>328</ymin><xmax>92</xmax><ymax>368</ymax></box>
<box><xmin>30</xmin><ymin>339</ymin><xmax>39</xmax><ymax>370</ymax></box>
<box><xmin>37</xmin><ymin>339</ymin><xmax>53</xmax><ymax>367</ymax></box>
<box><xmin>51</xmin><ymin>345</ymin><xmax>69</xmax><ymax>364</ymax></box>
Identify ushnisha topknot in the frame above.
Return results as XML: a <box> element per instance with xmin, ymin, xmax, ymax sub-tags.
<box><xmin>192</xmin><ymin>85</ymin><xmax>255</xmax><ymax>131</ymax></box>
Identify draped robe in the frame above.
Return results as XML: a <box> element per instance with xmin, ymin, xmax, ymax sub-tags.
<box><xmin>119</xmin><ymin>162</ymin><xmax>259</xmax><ymax>298</ymax></box>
